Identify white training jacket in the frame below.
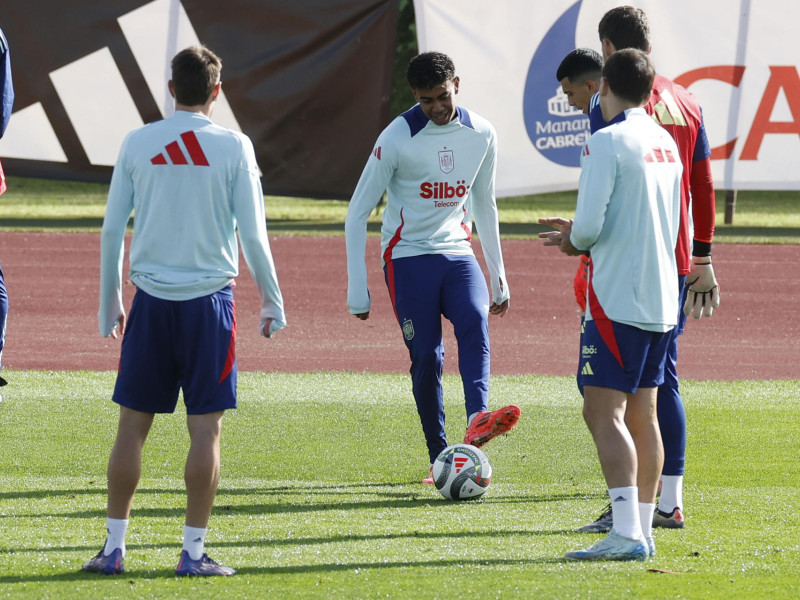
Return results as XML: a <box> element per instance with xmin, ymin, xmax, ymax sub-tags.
<box><xmin>99</xmin><ymin>110</ymin><xmax>286</xmax><ymax>337</ymax></box>
<box><xmin>345</xmin><ymin>105</ymin><xmax>509</xmax><ymax>315</ymax></box>
<box><xmin>571</xmin><ymin>107</ymin><xmax>682</xmax><ymax>332</ymax></box>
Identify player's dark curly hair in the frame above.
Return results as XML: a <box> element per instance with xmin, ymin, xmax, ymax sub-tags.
<box><xmin>406</xmin><ymin>51</ymin><xmax>455</xmax><ymax>89</ymax></box>
<box><xmin>603</xmin><ymin>48</ymin><xmax>655</xmax><ymax>105</ymax></box>
<box><xmin>598</xmin><ymin>6</ymin><xmax>651</xmax><ymax>53</ymax></box>
<box><xmin>171</xmin><ymin>46</ymin><xmax>222</xmax><ymax>106</ymax></box>
<box><xmin>556</xmin><ymin>48</ymin><xmax>603</xmax><ymax>83</ymax></box>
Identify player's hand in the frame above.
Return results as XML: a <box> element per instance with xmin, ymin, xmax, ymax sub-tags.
<box><xmin>353</xmin><ymin>312</ymin><xmax>370</xmax><ymax>321</ymax></box>
<box><xmin>261</xmin><ymin>318</ymin><xmax>285</xmax><ymax>338</ymax></box>
<box><xmin>489</xmin><ymin>299</ymin><xmax>509</xmax><ymax>317</ymax></box>
<box><xmin>262</xmin><ymin>318</ymin><xmax>274</xmax><ymax>338</ymax></box>
<box><xmin>537</xmin><ymin>217</ymin><xmax>572</xmax><ymax>247</ymax></box>
<box><xmin>538</xmin><ymin>217</ymin><xmax>583</xmax><ymax>256</ymax></box>
<box><xmin>109</xmin><ymin>312</ymin><xmax>126</xmax><ymax>339</ymax></box>
<box><xmin>683</xmin><ymin>260</ymin><xmax>720</xmax><ymax>319</ymax></box>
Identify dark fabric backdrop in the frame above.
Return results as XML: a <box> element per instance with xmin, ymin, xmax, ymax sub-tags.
<box><xmin>0</xmin><ymin>0</ymin><xmax>398</xmax><ymax>198</ymax></box>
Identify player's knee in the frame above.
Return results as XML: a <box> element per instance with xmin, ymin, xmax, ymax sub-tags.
<box><xmin>412</xmin><ymin>347</ymin><xmax>444</xmax><ymax>373</ymax></box>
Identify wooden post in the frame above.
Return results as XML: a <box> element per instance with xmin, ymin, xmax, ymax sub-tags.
<box><xmin>724</xmin><ymin>189</ymin><xmax>737</xmax><ymax>225</ymax></box>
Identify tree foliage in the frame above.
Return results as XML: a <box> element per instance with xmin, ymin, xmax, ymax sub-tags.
<box><xmin>390</xmin><ymin>0</ymin><xmax>419</xmax><ymax>118</ymax></box>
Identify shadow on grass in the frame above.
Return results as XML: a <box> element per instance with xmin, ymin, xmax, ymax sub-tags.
<box><xmin>1</xmin><ymin>483</ymin><xmax>601</xmax><ymax>520</ymax></box>
<box><xmin>0</xmin><ymin>481</ymin><xmax>596</xmax><ymax>579</ymax></box>
<box><xmin>0</xmin><ymin>481</ymin><xmax>407</xmax><ymax>501</ymax></box>
<box><xmin>0</xmin><ymin>526</ymin><xmax>577</xmax><ymax>558</ymax></box>
<box><xmin>237</xmin><ymin>555</ymin><xmax>571</xmax><ymax>575</ymax></box>
<box><xmin>0</xmin><ymin>217</ymin><xmax>107</xmax><ymax>230</ymax></box>
<box><xmin>1</xmin><ymin>496</ymin><xmax>583</xmax><ymax>520</ymax></box>
<box><xmin>0</xmin><ymin>554</ymin><xmax>571</xmax><ymax>583</ymax></box>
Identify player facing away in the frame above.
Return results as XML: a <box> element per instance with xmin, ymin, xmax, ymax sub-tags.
<box><xmin>0</xmin><ymin>25</ymin><xmax>13</xmax><ymax>404</ymax></box>
<box><xmin>85</xmin><ymin>46</ymin><xmax>286</xmax><ymax>577</ymax></box>
<box><xmin>345</xmin><ymin>51</ymin><xmax>520</xmax><ymax>484</ymax></box>
<box><xmin>577</xmin><ymin>5</ymin><xmax>721</xmax><ymax>535</ymax></box>
<box><xmin>539</xmin><ymin>48</ymin><xmax>682</xmax><ymax>561</ymax></box>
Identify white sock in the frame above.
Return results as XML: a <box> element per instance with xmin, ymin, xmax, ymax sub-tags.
<box><xmin>104</xmin><ymin>517</ymin><xmax>128</xmax><ymax>557</ymax></box>
<box><xmin>183</xmin><ymin>525</ymin><xmax>208</xmax><ymax>561</ymax></box>
<box><xmin>658</xmin><ymin>475</ymin><xmax>683</xmax><ymax>513</ymax></box>
<box><xmin>609</xmin><ymin>486</ymin><xmax>642</xmax><ymax>540</ymax></box>
<box><xmin>639</xmin><ymin>502</ymin><xmax>655</xmax><ymax>540</ymax></box>
<box><xmin>467</xmin><ymin>412</ymin><xmax>479</xmax><ymax>426</ymax></box>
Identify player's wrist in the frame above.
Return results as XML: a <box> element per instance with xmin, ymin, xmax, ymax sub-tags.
<box><xmin>692</xmin><ymin>239</ymin><xmax>712</xmax><ymax>259</ymax></box>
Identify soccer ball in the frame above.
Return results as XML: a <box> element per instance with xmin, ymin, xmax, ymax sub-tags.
<box><xmin>432</xmin><ymin>444</ymin><xmax>492</xmax><ymax>500</ymax></box>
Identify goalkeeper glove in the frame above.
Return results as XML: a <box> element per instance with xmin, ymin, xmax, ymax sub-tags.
<box><xmin>683</xmin><ymin>258</ymin><xmax>720</xmax><ymax>319</ymax></box>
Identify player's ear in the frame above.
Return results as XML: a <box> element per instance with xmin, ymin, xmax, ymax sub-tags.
<box><xmin>168</xmin><ymin>80</ymin><xmax>175</xmax><ymax>99</ymax></box>
<box><xmin>598</xmin><ymin>77</ymin><xmax>609</xmax><ymax>97</ymax></box>
<box><xmin>601</xmin><ymin>38</ymin><xmax>615</xmax><ymax>59</ymax></box>
<box><xmin>453</xmin><ymin>76</ymin><xmax>460</xmax><ymax>94</ymax></box>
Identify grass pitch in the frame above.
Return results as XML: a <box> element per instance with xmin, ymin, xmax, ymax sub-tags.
<box><xmin>0</xmin><ymin>177</ymin><xmax>797</xmax><ymax>597</ymax></box>
<box><xmin>1</xmin><ymin>176</ymin><xmax>799</xmax><ymax>244</ymax></box>
<box><xmin>0</xmin><ymin>371</ymin><xmax>798</xmax><ymax>599</ymax></box>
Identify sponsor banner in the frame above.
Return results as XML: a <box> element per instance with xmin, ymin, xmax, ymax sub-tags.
<box><xmin>0</xmin><ymin>0</ymin><xmax>398</xmax><ymax>198</ymax></box>
<box><xmin>414</xmin><ymin>0</ymin><xmax>800</xmax><ymax>195</ymax></box>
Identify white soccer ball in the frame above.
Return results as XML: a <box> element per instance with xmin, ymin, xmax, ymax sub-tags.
<box><xmin>432</xmin><ymin>444</ymin><xmax>492</xmax><ymax>500</ymax></box>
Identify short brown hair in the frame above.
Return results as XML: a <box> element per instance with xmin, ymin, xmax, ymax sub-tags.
<box><xmin>598</xmin><ymin>6</ymin><xmax>650</xmax><ymax>52</ymax></box>
<box><xmin>602</xmin><ymin>48</ymin><xmax>654</xmax><ymax>105</ymax></box>
<box><xmin>171</xmin><ymin>46</ymin><xmax>222</xmax><ymax>106</ymax></box>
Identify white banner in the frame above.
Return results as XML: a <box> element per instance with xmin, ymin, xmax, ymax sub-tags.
<box><xmin>414</xmin><ymin>0</ymin><xmax>800</xmax><ymax>195</ymax></box>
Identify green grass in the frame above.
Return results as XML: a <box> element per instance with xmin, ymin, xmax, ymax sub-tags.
<box><xmin>1</xmin><ymin>176</ymin><xmax>799</xmax><ymax>243</ymax></box>
<box><xmin>0</xmin><ymin>371</ymin><xmax>798</xmax><ymax>599</ymax></box>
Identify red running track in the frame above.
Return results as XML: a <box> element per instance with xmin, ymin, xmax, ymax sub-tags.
<box><xmin>0</xmin><ymin>232</ymin><xmax>796</xmax><ymax>380</ymax></box>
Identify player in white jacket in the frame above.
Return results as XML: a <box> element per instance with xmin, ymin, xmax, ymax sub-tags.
<box><xmin>346</xmin><ymin>52</ymin><xmax>520</xmax><ymax>483</ymax></box>
<box><xmin>86</xmin><ymin>46</ymin><xmax>285</xmax><ymax>577</ymax></box>
<box><xmin>539</xmin><ymin>49</ymin><xmax>681</xmax><ymax>561</ymax></box>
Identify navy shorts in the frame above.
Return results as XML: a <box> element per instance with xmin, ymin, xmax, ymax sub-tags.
<box><xmin>113</xmin><ymin>286</ymin><xmax>237</xmax><ymax>415</ymax></box>
<box><xmin>577</xmin><ymin>317</ymin><xmax>672</xmax><ymax>396</ymax></box>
